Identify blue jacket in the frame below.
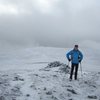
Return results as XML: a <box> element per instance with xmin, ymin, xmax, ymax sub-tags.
<box><xmin>66</xmin><ymin>49</ymin><xmax>83</xmax><ymax>64</ymax></box>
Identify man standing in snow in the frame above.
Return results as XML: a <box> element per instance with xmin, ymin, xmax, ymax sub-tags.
<box><xmin>66</xmin><ymin>45</ymin><xmax>83</xmax><ymax>80</ymax></box>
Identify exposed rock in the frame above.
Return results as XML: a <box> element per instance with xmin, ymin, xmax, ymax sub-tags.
<box><xmin>46</xmin><ymin>61</ymin><xmax>70</xmax><ymax>73</ymax></box>
<box><xmin>59</xmin><ymin>65</ymin><xmax>70</xmax><ymax>73</ymax></box>
<box><xmin>67</xmin><ymin>89</ymin><xmax>77</xmax><ymax>94</ymax></box>
<box><xmin>87</xmin><ymin>95</ymin><xmax>97</xmax><ymax>99</ymax></box>
<box><xmin>51</xmin><ymin>95</ymin><xmax>58</xmax><ymax>100</ymax></box>
<box><xmin>44</xmin><ymin>87</ymin><xmax>47</xmax><ymax>91</ymax></box>
<box><xmin>13</xmin><ymin>76</ymin><xmax>24</xmax><ymax>81</ymax></box>
<box><xmin>46</xmin><ymin>91</ymin><xmax>52</xmax><ymax>95</ymax></box>
<box><xmin>26</xmin><ymin>94</ymin><xmax>30</xmax><ymax>97</ymax></box>
<box><xmin>47</xmin><ymin>61</ymin><xmax>63</xmax><ymax>68</ymax></box>
<box><xmin>0</xmin><ymin>96</ymin><xmax>5</xmax><ymax>100</ymax></box>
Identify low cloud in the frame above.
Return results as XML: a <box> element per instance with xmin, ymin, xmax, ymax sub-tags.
<box><xmin>0</xmin><ymin>0</ymin><xmax>100</xmax><ymax>48</ymax></box>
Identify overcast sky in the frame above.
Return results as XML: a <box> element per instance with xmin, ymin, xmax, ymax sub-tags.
<box><xmin>0</xmin><ymin>0</ymin><xmax>100</xmax><ymax>48</ymax></box>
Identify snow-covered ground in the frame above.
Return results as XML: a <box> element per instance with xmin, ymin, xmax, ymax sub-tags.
<box><xmin>0</xmin><ymin>47</ymin><xmax>100</xmax><ymax>100</ymax></box>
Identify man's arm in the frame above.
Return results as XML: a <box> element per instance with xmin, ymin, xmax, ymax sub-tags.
<box><xmin>79</xmin><ymin>51</ymin><xmax>83</xmax><ymax>62</ymax></box>
<box><xmin>66</xmin><ymin>50</ymin><xmax>72</xmax><ymax>61</ymax></box>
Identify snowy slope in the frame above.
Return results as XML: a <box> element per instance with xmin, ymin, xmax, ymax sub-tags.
<box><xmin>0</xmin><ymin>47</ymin><xmax>100</xmax><ymax>71</ymax></box>
<box><xmin>0</xmin><ymin>47</ymin><xmax>100</xmax><ymax>100</ymax></box>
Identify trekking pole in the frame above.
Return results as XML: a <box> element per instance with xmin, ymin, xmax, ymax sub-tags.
<box><xmin>68</xmin><ymin>61</ymin><xmax>70</xmax><ymax>67</ymax></box>
<box><xmin>67</xmin><ymin>61</ymin><xmax>70</xmax><ymax>77</ymax></box>
<box><xmin>80</xmin><ymin>62</ymin><xmax>83</xmax><ymax>77</ymax></box>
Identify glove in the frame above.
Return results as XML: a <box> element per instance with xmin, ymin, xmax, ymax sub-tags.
<box><xmin>68</xmin><ymin>59</ymin><xmax>71</xmax><ymax>62</ymax></box>
<box><xmin>79</xmin><ymin>60</ymin><xmax>81</xmax><ymax>63</ymax></box>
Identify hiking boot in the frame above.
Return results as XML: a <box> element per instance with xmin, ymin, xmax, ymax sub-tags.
<box><xmin>74</xmin><ymin>78</ymin><xmax>79</xmax><ymax>81</ymax></box>
<box><xmin>69</xmin><ymin>78</ymin><xmax>72</xmax><ymax>81</ymax></box>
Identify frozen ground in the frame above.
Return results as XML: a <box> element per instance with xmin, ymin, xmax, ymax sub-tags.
<box><xmin>0</xmin><ymin>47</ymin><xmax>100</xmax><ymax>100</ymax></box>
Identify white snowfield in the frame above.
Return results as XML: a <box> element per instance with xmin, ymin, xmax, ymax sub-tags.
<box><xmin>0</xmin><ymin>47</ymin><xmax>100</xmax><ymax>100</ymax></box>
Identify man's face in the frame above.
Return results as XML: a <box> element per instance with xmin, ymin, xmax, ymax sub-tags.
<box><xmin>74</xmin><ymin>46</ymin><xmax>78</xmax><ymax>50</ymax></box>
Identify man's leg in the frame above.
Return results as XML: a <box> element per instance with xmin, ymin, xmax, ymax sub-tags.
<box><xmin>70</xmin><ymin>64</ymin><xmax>74</xmax><ymax>80</ymax></box>
<box><xmin>75</xmin><ymin>64</ymin><xmax>79</xmax><ymax>80</ymax></box>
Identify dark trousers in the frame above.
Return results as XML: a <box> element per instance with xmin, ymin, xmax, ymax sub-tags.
<box><xmin>70</xmin><ymin>63</ymin><xmax>79</xmax><ymax>80</ymax></box>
